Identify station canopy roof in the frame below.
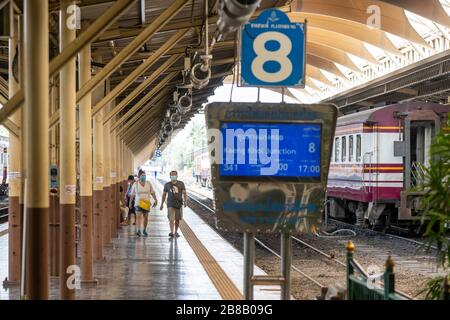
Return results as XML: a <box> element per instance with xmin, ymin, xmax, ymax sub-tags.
<box><xmin>286</xmin><ymin>0</ymin><xmax>450</xmax><ymax>108</ymax></box>
<box><xmin>1</xmin><ymin>0</ymin><xmax>450</xmax><ymax>164</ymax></box>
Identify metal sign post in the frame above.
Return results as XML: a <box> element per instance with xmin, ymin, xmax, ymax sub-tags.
<box><xmin>243</xmin><ymin>232</ymin><xmax>255</xmax><ymax>300</ymax></box>
<box><xmin>243</xmin><ymin>231</ymin><xmax>293</xmax><ymax>300</ymax></box>
<box><xmin>280</xmin><ymin>232</ymin><xmax>292</xmax><ymax>300</ymax></box>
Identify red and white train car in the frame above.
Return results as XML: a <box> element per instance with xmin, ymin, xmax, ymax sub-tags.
<box><xmin>327</xmin><ymin>102</ymin><xmax>449</xmax><ymax>227</ymax></box>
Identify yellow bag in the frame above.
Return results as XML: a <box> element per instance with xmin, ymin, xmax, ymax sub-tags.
<box><xmin>136</xmin><ymin>182</ymin><xmax>151</xmax><ymax>211</ymax></box>
<box><xmin>138</xmin><ymin>199</ymin><xmax>150</xmax><ymax>211</ymax></box>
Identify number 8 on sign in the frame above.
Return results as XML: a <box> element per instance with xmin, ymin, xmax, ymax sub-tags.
<box><xmin>240</xmin><ymin>8</ymin><xmax>306</xmax><ymax>87</ymax></box>
<box><xmin>251</xmin><ymin>32</ymin><xmax>292</xmax><ymax>83</ymax></box>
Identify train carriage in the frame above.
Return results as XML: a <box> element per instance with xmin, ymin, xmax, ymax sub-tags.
<box><xmin>327</xmin><ymin>102</ymin><xmax>450</xmax><ymax>227</ymax></box>
<box><xmin>194</xmin><ymin>152</ymin><xmax>211</xmax><ymax>188</ymax></box>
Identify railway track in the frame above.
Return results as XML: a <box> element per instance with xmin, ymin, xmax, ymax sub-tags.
<box><xmin>0</xmin><ymin>206</ymin><xmax>8</xmax><ymax>221</ymax></box>
<box><xmin>326</xmin><ymin>217</ymin><xmax>435</xmax><ymax>250</ymax></box>
<box><xmin>186</xmin><ymin>189</ymin><xmax>327</xmax><ymax>289</ymax></box>
<box><xmin>185</xmin><ymin>185</ymin><xmax>419</xmax><ymax>300</ymax></box>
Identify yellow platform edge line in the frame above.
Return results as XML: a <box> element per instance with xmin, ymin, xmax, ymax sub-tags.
<box><xmin>179</xmin><ymin>221</ymin><xmax>243</xmax><ymax>300</ymax></box>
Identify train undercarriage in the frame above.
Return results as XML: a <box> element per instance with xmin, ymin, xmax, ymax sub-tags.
<box><xmin>327</xmin><ymin>197</ymin><xmax>425</xmax><ymax>234</ymax></box>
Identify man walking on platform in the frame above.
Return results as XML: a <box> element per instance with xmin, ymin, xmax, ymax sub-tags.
<box><xmin>160</xmin><ymin>170</ymin><xmax>187</xmax><ymax>238</ymax></box>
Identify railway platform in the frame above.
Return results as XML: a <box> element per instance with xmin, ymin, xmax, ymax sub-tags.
<box><xmin>0</xmin><ymin>179</ymin><xmax>280</xmax><ymax>300</ymax></box>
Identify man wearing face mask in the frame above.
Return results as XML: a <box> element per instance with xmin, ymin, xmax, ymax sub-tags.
<box><xmin>160</xmin><ymin>170</ymin><xmax>187</xmax><ymax>238</ymax></box>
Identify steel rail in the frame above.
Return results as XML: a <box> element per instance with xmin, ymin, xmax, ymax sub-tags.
<box><xmin>186</xmin><ymin>186</ymin><xmax>415</xmax><ymax>300</ymax></box>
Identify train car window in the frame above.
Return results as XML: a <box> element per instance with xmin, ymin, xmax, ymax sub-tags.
<box><xmin>341</xmin><ymin>136</ymin><xmax>347</xmax><ymax>162</ymax></box>
<box><xmin>349</xmin><ymin>135</ymin><xmax>354</xmax><ymax>162</ymax></box>
<box><xmin>334</xmin><ymin>137</ymin><xmax>340</xmax><ymax>162</ymax></box>
<box><xmin>356</xmin><ymin>135</ymin><xmax>361</xmax><ymax>162</ymax></box>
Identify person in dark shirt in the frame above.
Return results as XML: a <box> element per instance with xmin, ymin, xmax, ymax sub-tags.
<box><xmin>160</xmin><ymin>170</ymin><xmax>187</xmax><ymax>238</ymax></box>
<box><xmin>125</xmin><ymin>175</ymin><xmax>136</xmax><ymax>225</ymax></box>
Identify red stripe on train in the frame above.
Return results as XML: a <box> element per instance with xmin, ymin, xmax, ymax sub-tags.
<box><xmin>327</xmin><ymin>186</ymin><xmax>402</xmax><ymax>202</ymax></box>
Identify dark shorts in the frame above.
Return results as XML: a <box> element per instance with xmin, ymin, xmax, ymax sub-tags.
<box><xmin>135</xmin><ymin>207</ymin><xmax>149</xmax><ymax>215</ymax></box>
<box><xmin>127</xmin><ymin>195</ymin><xmax>136</xmax><ymax>214</ymax></box>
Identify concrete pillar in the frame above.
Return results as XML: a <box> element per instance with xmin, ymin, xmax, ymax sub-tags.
<box><xmin>103</xmin><ymin>80</ymin><xmax>112</xmax><ymax>244</ymax></box>
<box><xmin>5</xmin><ymin>9</ymin><xmax>21</xmax><ymax>287</ymax></box>
<box><xmin>92</xmin><ymin>68</ymin><xmax>104</xmax><ymax>260</ymax></box>
<box><xmin>23</xmin><ymin>0</ymin><xmax>50</xmax><ymax>299</ymax></box>
<box><xmin>78</xmin><ymin>24</ymin><xmax>96</xmax><ymax>284</ymax></box>
<box><xmin>59</xmin><ymin>0</ymin><xmax>77</xmax><ymax>300</ymax></box>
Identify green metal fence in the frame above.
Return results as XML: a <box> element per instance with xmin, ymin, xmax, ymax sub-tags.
<box><xmin>346</xmin><ymin>241</ymin><xmax>406</xmax><ymax>300</ymax></box>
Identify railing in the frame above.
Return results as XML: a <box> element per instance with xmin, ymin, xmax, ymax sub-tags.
<box><xmin>346</xmin><ymin>241</ymin><xmax>406</xmax><ymax>300</ymax></box>
<box><xmin>411</xmin><ymin>161</ymin><xmax>426</xmax><ymax>187</ymax></box>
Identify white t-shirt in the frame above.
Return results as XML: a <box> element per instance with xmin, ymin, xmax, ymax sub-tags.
<box><xmin>130</xmin><ymin>181</ymin><xmax>154</xmax><ymax>204</ymax></box>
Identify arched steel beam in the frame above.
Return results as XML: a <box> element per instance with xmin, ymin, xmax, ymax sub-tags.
<box><xmin>307</xmin><ymin>42</ymin><xmax>363</xmax><ymax>74</ymax></box>
<box><xmin>380</xmin><ymin>0</ymin><xmax>450</xmax><ymax>28</ymax></box>
<box><xmin>307</xmin><ymin>54</ymin><xmax>349</xmax><ymax>80</ymax></box>
<box><xmin>307</xmin><ymin>27</ymin><xmax>381</xmax><ymax>65</ymax></box>
<box><xmin>305</xmin><ymin>77</ymin><xmax>322</xmax><ymax>92</ymax></box>
<box><xmin>289</xmin><ymin>12</ymin><xmax>402</xmax><ymax>57</ymax></box>
<box><xmin>306</xmin><ymin>65</ymin><xmax>334</xmax><ymax>87</ymax></box>
<box><xmin>294</xmin><ymin>0</ymin><xmax>430</xmax><ymax>48</ymax></box>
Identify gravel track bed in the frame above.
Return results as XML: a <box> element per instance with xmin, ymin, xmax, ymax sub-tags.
<box><xmin>187</xmin><ymin>193</ymin><xmax>442</xmax><ymax>300</ymax></box>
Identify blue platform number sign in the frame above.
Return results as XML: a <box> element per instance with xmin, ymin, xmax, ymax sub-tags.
<box><xmin>155</xmin><ymin>150</ymin><xmax>161</xmax><ymax>157</ymax></box>
<box><xmin>241</xmin><ymin>9</ymin><xmax>306</xmax><ymax>87</ymax></box>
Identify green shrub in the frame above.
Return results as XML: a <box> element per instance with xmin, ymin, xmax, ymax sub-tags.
<box><xmin>418</xmin><ymin>115</ymin><xmax>450</xmax><ymax>299</ymax></box>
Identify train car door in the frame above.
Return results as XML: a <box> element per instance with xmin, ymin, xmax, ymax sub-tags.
<box><xmin>397</xmin><ymin>110</ymin><xmax>442</xmax><ymax>220</ymax></box>
<box><xmin>403</xmin><ymin>111</ymin><xmax>441</xmax><ymax>189</ymax></box>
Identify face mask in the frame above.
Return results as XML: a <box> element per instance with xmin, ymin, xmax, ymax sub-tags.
<box><xmin>170</xmin><ymin>175</ymin><xmax>177</xmax><ymax>182</ymax></box>
<box><xmin>140</xmin><ymin>176</ymin><xmax>146</xmax><ymax>182</ymax></box>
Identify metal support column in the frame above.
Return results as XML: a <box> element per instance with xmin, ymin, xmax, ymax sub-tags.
<box><xmin>113</xmin><ymin>132</ymin><xmax>120</xmax><ymax>231</ymax></box>
<box><xmin>5</xmin><ymin>8</ymin><xmax>21</xmax><ymax>287</ymax></box>
<box><xmin>280</xmin><ymin>232</ymin><xmax>292</xmax><ymax>300</ymax></box>
<box><xmin>243</xmin><ymin>232</ymin><xmax>255</xmax><ymax>300</ymax></box>
<box><xmin>103</xmin><ymin>80</ymin><xmax>112</xmax><ymax>245</ymax></box>
<box><xmin>78</xmin><ymin>24</ymin><xmax>96</xmax><ymax>284</ymax></box>
<box><xmin>110</xmin><ymin>119</ymin><xmax>117</xmax><ymax>237</ymax></box>
<box><xmin>19</xmin><ymin>13</ymin><xmax>26</xmax><ymax>295</ymax></box>
<box><xmin>93</xmin><ymin>76</ymin><xmax>104</xmax><ymax>260</ymax></box>
<box><xmin>59</xmin><ymin>0</ymin><xmax>77</xmax><ymax>300</ymax></box>
<box><xmin>23</xmin><ymin>0</ymin><xmax>50</xmax><ymax>299</ymax></box>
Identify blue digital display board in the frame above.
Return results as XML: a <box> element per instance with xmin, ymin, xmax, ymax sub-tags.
<box><xmin>219</xmin><ymin>122</ymin><xmax>321</xmax><ymax>179</ymax></box>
